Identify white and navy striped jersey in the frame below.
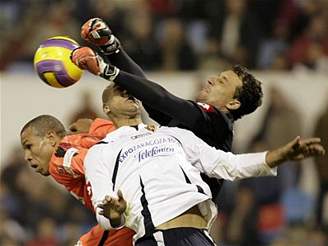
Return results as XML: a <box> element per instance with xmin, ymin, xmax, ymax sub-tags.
<box><xmin>84</xmin><ymin>124</ymin><xmax>276</xmax><ymax>242</ymax></box>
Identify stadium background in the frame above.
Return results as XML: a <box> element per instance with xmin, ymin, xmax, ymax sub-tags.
<box><xmin>1</xmin><ymin>0</ymin><xmax>328</xmax><ymax>245</ymax></box>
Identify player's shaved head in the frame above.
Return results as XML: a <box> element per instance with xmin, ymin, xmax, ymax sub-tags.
<box><xmin>21</xmin><ymin>115</ymin><xmax>66</xmax><ymax>138</ymax></box>
<box><xmin>102</xmin><ymin>83</ymin><xmax>116</xmax><ymax>105</ymax></box>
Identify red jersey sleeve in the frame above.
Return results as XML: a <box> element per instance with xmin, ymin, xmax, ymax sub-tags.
<box><xmin>48</xmin><ymin>139</ymin><xmax>94</xmax><ymax>209</ymax></box>
<box><xmin>47</xmin><ymin>130</ymin><xmax>116</xmax><ymax>211</ymax></box>
<box><xmin>89</xmin><ymin>118</ymin><xmax>116</xmax><ymax>139</ymax></box>
<box><xmin>49</xmin><ymin>142</ymin><xmax>87</xmax><ymax>187</ymax></box>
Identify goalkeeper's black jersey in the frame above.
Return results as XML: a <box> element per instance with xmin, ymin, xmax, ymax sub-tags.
<box><xmin>166</xmin><ymin>101</ymin><xmax>233</xmax><ymax>152</ymax></box>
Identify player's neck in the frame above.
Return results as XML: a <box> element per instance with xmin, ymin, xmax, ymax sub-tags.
<box><xmin>112</xmin><ymin>117</ymin><xmax>143</xmax><ymax>128</ymax></box>
<box><xmin>198</xmin><ymin>100</ymin><xmax>226</xmax><ymax>112</ymax></box>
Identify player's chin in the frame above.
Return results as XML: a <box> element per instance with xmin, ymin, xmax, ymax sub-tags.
<box><xmin>127</xmin><ymin>107</ymin><xmax>141</xmax><ymax>117</ymax></box>
<box><xmin>196</xmin><ymin>91</ymin><xmax>207</xmax><ymax>101</ymax></box>
<box><xmin>40</xmin><ymin>170</ymin><xmax>51</xmax><ymax>176</ymax></box>
<box><xmin>132</xmin><ymin>109</ymin><xmax>141</xmax><ymax>116</ymax></box>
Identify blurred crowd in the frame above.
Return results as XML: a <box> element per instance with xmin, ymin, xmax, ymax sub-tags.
<box><xmin>1</xmin><ymin>85</ymin><xmax>328</xmax><ymax>245</ymax></box>
<box><xmin>1</xmin><ymin>0</ymin><xmax>328</xmax><ymax>72</ymax></box>
<box><xmin>215</xmin><ymin>86</ymin><xmax>328</xmax><ymax>246</ymax></box>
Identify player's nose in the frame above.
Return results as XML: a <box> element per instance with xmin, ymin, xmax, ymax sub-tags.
<box><xmin>24</xmin><ymin>152</ymin><xmax>31</xmax><ymax>162</ymax></box>
<box><xmin>24</xmin><ymin>152</ymin><xmax>34</xmax><ymax>165</ymax></box>
<box><xmin>207</xmin><ymin>77</ymin><xmax>216</xmax><ymax>85</ymax></box>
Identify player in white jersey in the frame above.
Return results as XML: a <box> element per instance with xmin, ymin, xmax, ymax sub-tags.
<box><xmin>85</xmin><ymin>84</ymin><xmax>324</xmax><ymax>246</ymax></box>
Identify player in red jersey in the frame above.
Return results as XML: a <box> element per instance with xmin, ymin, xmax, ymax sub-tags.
<box><xmin>48</xmin><ymin>118</ymin><xmax>114</xmax><ymax>210</ymax></box>
<box><xmin>20</xmin><ymin>116</ymin><xmax>134</xmax><ymax>246</ymax></box>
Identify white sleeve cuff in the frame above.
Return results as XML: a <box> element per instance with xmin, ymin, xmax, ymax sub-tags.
<box><xmin>263</xmin><ymin>158</ymin><xmax>278</xmax><ymax>176</ymax></box>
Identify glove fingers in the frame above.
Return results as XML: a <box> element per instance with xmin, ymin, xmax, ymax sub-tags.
<box><xmin>81</xmin><ymin>18</ymin><xmax>112</xmax><ymax>46</ymax></box>
<box><xmin>81</xmin><ymin>19</ymin><xmax>94</xmax><ymax>39</ymax></box>
<box><xmin>79</xmin><ymin>56</ymin><xmax>99</xmax><ymax>75</ymax></box>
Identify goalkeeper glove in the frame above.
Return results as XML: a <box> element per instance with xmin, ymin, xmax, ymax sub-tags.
<box><xmin>71</xmin><ymin>47</ymin><xmax>120</xmax><ymax>81</ymax></box>
<box><xmin>81</xmin><ymin>18</ymin><xmax>120</xmax><ymax>55</ymax></box>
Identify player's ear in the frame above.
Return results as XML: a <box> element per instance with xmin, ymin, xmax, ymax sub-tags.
<box><xmin>226</xmin><ymin>99</ymin><xmax>241</xmax><ymax>111</ymax></box>
<box><xmin>103</xmin><ymin>104</ymin><xmax>111</xmax><ymax>115</ymax></box>
<box><xmin>45</xmin><ymin>130</ymin><xmax>58</xmax><ymax>147</ymax></box>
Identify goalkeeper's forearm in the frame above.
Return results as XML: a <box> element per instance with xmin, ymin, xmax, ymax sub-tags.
<box><xmin>100</xmin><ymin>65</ymin><xmax>170</xmax><ymax>106</ymax></box>
<box><xmin>100</xmin><ymin>64</ymin><xmax>203</xmax><ymax>127</ymax></box>
<box><xmin>105</xmin><ymin>48</ymin><xmax>147</xmax><ymax>79</ymax></box>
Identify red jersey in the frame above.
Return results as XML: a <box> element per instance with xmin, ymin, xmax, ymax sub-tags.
<box><xmin>48</xmin><ymin>118</ymin><xmax>134</xmax><ymax>246</ymax></box>
<box><xmin>48</xmin><ymin>118</ymin><xmax>115</xmax><ymax>210</ymax></box>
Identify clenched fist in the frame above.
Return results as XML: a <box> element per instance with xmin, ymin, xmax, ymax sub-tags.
<box><xmin>71</xmin><ymin>47</ymin><xmax>120</xmax><ymax>81</ymax></box>
<box><xmin>81</xmin><ymin>18</ymin><xmax>120</xmax><ymax>55</ymax></box>
<box><xmin>71</xmin><ymin>47</ymin><xmax>101</xmax><ymax>75</ymax></box>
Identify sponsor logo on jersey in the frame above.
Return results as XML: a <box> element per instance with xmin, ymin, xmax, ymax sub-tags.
<box><xmin>131</xmin><ymin>132</ymin><xmax>151</xmax><ymax>140</ymax></box>
<box><xmin>138</xmin><ymin>146</ymin><xmax>174</xmax><ymax>162</ymax></box>
<box><xmin>118</xmin><ymin>136</ymin><xmax>178</xmax><ymax>164</ymax></box>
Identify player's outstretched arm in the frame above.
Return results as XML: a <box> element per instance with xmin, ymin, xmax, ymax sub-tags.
<box><xmin>176</xmin><ymin>129</ymin><xmax>326</xmax><ymax>181</ymax></box>
<box><xmin>71</xmin><ymin>47</ymin><xmax>204</xmax><ymax>127</ymax></box>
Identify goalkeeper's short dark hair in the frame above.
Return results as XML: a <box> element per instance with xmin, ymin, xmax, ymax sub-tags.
<box><xmin>230</xmin><ymin>65</ymin><xmax>263</xmax><ymax>120</ymax></box>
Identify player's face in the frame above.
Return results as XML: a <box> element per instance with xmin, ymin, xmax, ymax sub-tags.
<box><xmin>197</xmin><ymin>70</ymin><xmax>242</xmax><ymax>111</ymax></box>
<box><xmin>104</xmin><ymin>86</ymin><xmax>141</xmax><ymax>118</ymax></box>
<box><xmin>20</xmin><ymin>127</ymin><xmax>55</xmax><ymax>176</ymax></box>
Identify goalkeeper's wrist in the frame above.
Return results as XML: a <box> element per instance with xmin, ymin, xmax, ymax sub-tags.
<box><xmin>100</xmin><ymin>63</ymin><xmax>120</xmax><ymax>81</ymax></box>
<box><xmin>100</xmin><ymin>35</ymin><xmax>121</xmax><ymax>55</ymax></box>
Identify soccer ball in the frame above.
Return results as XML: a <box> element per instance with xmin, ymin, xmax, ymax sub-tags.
<box><xmin>34</xmin><ymin>36</ymin><xmax>83</xmax><ymax>88</ymax></box>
